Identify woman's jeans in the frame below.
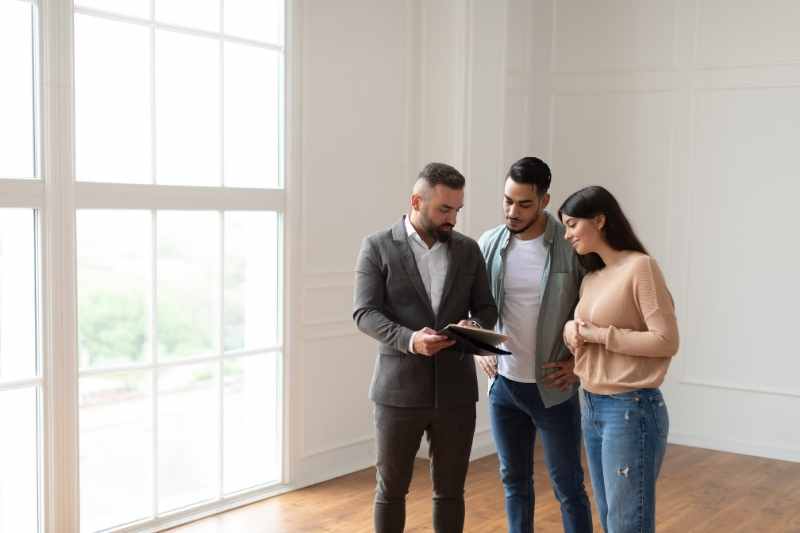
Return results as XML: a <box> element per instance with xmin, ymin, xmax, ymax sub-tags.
<box><xmin>582</xmin><ymin>388</ymin><xmax>669</xmax><ymax>533</ymax></box>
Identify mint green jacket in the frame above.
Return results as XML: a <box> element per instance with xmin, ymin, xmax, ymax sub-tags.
<box><xmin>478</xmin><ymin>211</ymin><xmax>584</xmax><ymax>407</ymax></box>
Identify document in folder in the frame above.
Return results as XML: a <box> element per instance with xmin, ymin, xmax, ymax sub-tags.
<box><xmin>439</xmin><ymin>324</ymin><xmax>512</xmax><ymax>356</ymax></box>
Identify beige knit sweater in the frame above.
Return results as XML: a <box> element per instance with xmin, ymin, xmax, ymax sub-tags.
<box><xmin>572</xmin><ymin>252</ymin><xmax>679</xmax><ymax>394</ymax></box>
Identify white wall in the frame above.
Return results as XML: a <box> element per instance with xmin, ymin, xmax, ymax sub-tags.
<box><xmin>526</xmin><ymin>0</ymin><xmax>800</xmax><ymax>462</ymax></box>
<box><xmin>286</xmin><ymin>0</ymin><xmax>533</xmax><ymax>488</ymax></box>
<box><xmin>287</xmin><ymin>0</ymin><xmax>800</xmax><ymax>492</ymax></box>
<box><xmin>286</xmin><ymin>0</ymin><xmax>417</xmax><ymax>488</ymax></box>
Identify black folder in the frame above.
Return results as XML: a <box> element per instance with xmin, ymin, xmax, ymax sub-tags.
<box><xmin>439</xmin><ymin>324</ymin><xmax>512</xmax><ymax>356</ymax></box>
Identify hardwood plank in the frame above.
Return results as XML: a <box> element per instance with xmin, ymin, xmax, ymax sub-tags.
<box><xmin>169</xmin><ymin>444</ymin><xmax>800</xmax><ymax>532</ymax></box>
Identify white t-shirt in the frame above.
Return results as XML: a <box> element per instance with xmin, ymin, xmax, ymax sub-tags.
<box><xmin>498</xmin><ymin>234</ymin><xmax>547</xmax><ymax>383</ymax></box>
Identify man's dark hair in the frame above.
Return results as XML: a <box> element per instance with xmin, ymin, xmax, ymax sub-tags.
<box><xmin>507</xmin><ymin>157</ymin><xmax>551</xmax><ymax>195</ymax></box>
<box><xmin>418</xmin><ymin>162</ymin><xmax>465</xmax><ymax>189</ymax></box>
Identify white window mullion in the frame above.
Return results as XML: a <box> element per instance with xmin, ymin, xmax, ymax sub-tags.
<box><xmin>149</xmin><ymin>0</ymin><xmax>156</xmax><ymax>186</ymax></box>
<box><xmin>0</xmin><ymin>180</ymin><xmax>44</xmax><ymax>207</ymax></box>
<box><xmin>216</xmin><ymin>4</ymin><xmax>227</xmax><ymax>500</ymax></box>
<box><xmin>218</xmin><ymin>211</ymin><xmax>225</xmax><ymax>499</ymax></box>
<box><xmin>73</xmin><ymin>182</ymin><xmax>285</xmax><ymax>211</ymax></box>
<box><xmin>151</xmin><ymin>209</ymin><xmax>159</xmax><ymax>521</ymax></box>
<box><xmin>149</xmin><ymin>0</ymin><xmax>158</xmax><ymax>516</ymax></box>
<box><xmin>219</xmin><ymin>2</ymin><xmax>225</xmax><ymax>187</ymax></box>
<box><xmin>31</xmin><ymin>2</ymin><xmax>42</xmax><ymax>179</ymax></box>
<box><xmin>73</xmin><ymin>5</ymin><xmax>284</xmax><ymax>52</ymax></box>
<box><xmin>40</xmin><ymin>0</ymin><xmax>79</xmax><ymax>531</ymax></box>
<box><xmin>0</xmin><ymin>376</ymin><xmax>43</xmax><ymax>391</ymax></box>
<box><xmin>75</xmin><ymin>346</ymin><xmax>282</xmax><ymax>378</ymax></box>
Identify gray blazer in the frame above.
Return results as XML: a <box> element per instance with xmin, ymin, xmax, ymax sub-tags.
<box><xmin>353</xmin><ymin>217</ymin><xmax>498</xmax><ymax>408</ymax></box>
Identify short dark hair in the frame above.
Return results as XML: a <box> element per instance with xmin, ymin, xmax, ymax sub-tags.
<box><xmin>558</xmin><ymin>185</ymin><xmax>648</xmax><ymax>271</ymax></box>
<box><xmin>507</xmin><ymin>157</ymin><xmax>551</xmax><ymax>194</ymax></box>
<box><xmin>418</xmin><ymin>162</ymin><xmax>465</xmax><ymax>189</ymax></box>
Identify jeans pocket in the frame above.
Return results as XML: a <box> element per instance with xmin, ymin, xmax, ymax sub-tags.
<box><xmin>648</xmin><ymin>396</ymin><xmax>669</xmax><ymax>439</ymax></box>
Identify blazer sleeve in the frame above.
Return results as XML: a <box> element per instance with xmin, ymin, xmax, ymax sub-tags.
<box><xmin>352</xmin><ymin>236</ymin><xmax>415</xmax><ymax>353</ymax></box>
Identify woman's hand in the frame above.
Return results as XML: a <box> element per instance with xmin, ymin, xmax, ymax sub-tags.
<box><xmin>576</xmin><ymin>320</ymin><xmax>607</xmax><ymax>345</ymax></box>
<box><xmin>563</xmin><ymin>320</ymin><xmax>584</xmax><ymax>354</ymax></box>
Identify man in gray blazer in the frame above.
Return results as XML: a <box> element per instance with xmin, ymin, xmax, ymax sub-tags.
<box><xmin>353</xmin><ymin>162</ymin><xmax>498</xmax><ymax>533</ymax></box>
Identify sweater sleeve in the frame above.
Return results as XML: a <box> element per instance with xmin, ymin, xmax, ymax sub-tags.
<box><xmin>604</xmin><ymin>257</ymin><xmax>679</xmax><ymax>358</ymax></box>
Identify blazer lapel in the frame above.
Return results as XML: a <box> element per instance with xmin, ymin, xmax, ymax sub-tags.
<box><xmin>439</xmin><ymin>235</ymin><xmax>461</xmax><ymax>309</ymax></box>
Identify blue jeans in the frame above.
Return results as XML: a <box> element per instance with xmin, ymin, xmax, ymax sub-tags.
<box><xmin>582</xmin><ymin>389</ymin><xmax>669</xmax><ymax>533</ymax></box>
<box><xmin>490</xmin><ymin>375</ymin><xmax>593</xmax><ymax>533</ymax></box>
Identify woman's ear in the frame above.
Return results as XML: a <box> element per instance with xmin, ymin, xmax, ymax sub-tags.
<box><xmin>593</xmin><ymin>214</ymin><xmax>606</xmax><ymax>231</ymax></box>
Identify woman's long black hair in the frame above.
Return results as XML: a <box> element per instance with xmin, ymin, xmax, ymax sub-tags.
<box><xmin>558</xmin><ymin>186</ymin><xmax>648</xmax><ymax>272</ymax></box>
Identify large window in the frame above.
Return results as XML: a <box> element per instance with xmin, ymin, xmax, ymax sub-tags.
<box><xmin>76</xmin><ymin>211</ymin><xmax>281</xmax><ymax>531</ymax></box>
<box><xmin>0</xmin><ymin>1</ymin><xmax>41</xmax><ymax>532</ymax></box>
<box><xmin>0</xmin><ymin>0</ymin><xmax>286</xmax><ymax>531</ymax></box>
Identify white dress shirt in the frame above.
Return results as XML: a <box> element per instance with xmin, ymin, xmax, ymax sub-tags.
<box><xmin>404</xmin><ymin>214</ymin><xmax>449</xmax><ymax>353</ymax></box>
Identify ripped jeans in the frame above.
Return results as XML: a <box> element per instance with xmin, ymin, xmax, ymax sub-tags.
<box><xmin>581</xmin><ymin>389</ymin><xmax>669</xmax><ymax>533</ymax></box>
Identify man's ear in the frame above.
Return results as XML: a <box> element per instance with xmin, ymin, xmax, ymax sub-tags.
<box><xmin>410</xmin><ymin>193</ymin><xmax>421</xmax><ymax>212</ymax></box>
<box><xmin>541</xmin><ymin>193</ymin><xmax>551</xmax><ymax>210</ymax></box>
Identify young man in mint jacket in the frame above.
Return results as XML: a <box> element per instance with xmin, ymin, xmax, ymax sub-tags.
<box><xmin>477</xmin><ymin>157</ymin><xmax>592</xmax><ymax>533</ymax></box>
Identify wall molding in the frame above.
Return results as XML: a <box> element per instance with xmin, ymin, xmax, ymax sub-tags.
<box><xmin>304</xmin><ymin>272</ymin><xmax>354</xmax><ymax>290</ymax></box>
<box><xmin>416</xmin><ymin>426</ymin><xmax>496</xmax><ymax>461</ymax></box>
<box><xmin>301</xmin><ymin>434</ymin><xmax>374</xmax><ymax>460</ymax></box>
<box><xmin>549</xmin><ymin>0</ymin><xmax>680</xmax><ymax>75</ymax></box>
<box><xmin>302</xmin><ymin>320</ymin><xmax>359</xmax><ymax>341</ymax></box>
<box><xmin>680</xmin><ymin>377</ymin><xmax>800</xmax><ymax>399</ymax></box>
<box><xmin>669</xmin><ymin>431</ymin><xmax>800</xmax><ymax>464</ymax></box>
<box><xmin>302</xmin><ymin>428</ymin><xmax>496</xmax><ymax>464</ymax></box>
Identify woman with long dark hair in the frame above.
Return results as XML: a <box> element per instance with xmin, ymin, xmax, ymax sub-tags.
<box><xmin>559</xmin><ymin>186</ymin><xmax>679</xmax><ymax>533</ymax></box>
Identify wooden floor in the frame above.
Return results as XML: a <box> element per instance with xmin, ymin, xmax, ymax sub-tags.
<box><xmin>170</xmin><ymin>444</ymin><xmax>800</xmax><ymax>532</ymax></box>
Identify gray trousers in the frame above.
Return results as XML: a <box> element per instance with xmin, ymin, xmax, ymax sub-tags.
<box><xmin>373</xmin><ymin>403</ymin><xmax>477</xmax><ymax>533</ymax></box>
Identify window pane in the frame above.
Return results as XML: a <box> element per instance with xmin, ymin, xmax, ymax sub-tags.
<box><xmin>223</xmin><ymin>353</ymin><xmax>280</xmax><ymax>493</ymax></box>
<box><xmin>158</xmin><ymin>363</ymin><xmax>219</xmax><ymax>512</ymax></box>
<box><xmin>77</xmin><ymin>211</ymin><xmax>151</xmax><ymax>369</ymax></box>
<box><xmin>0</xmin><ymin>388</ymin><xmax>39</xmax><ymax>533</ymax></box>
<box><xmin>156</xmin><ymin>31</ymin><xmax>220</xmax><ymax>186</ymax></box>
<box><xmin>224</xmin><ymin>0</ymin><xmax>283</xmax><ymax>45</ymax></box>
<box><xmin>224</xmin><ymin>44</ymin><xmax>281</xmax><ymax>188</ymax></box>
<box><xmin>75</xmin><ymin>0</ymin><xmax>149</xmax><ymax>19</ymax></box>
<box><xmin>75</xmin><ymin>15</ymin><xmax>151</xmax><ymax>184</ymax></box>
<box><xmin>79</xmin><ymin>372</ymin><xmax>153</xmax><ymax>532</ymax></box>
<box><xmin>0</xmin><ymin>1</ymin><xmax>36</xmax><ymax>179</ymax></box>
<box><xmin>156</xmin><ymin>0</ymin><xmax>219</xmax><ymax>32</ymax></box>
<box><xmin>224</xmin><ymin>212</ymin><xmax>278</xmax><ymax>352</ymax></box>
<box><xmin>0</xmin><ymin>210</ymin><xmax>37</xmax><ymax>381</ymax></box>
<box><xmin>157</xmin><ymin>212</ymin><xmax>219</xmax><ymax>360</ymax></box>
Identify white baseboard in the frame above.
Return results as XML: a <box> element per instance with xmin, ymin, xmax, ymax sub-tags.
<box><xmin>469</xmin><ymin>427</ymin><xmax>498</xmax><ymax>460</ymax></box>
<box><xmin>293</xmin><ymin>427</ymin><xmax>497</xmax><ymax>492</ymax></box>
<box><xmin>668</xmin><ymin>432</ymin><xmax>800</xmax><ymax>463</ymax></box>
<box><xmin>293</xmin><ymin>437</ymin><xmax>376</xmax><ymax>490</ymax></box>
